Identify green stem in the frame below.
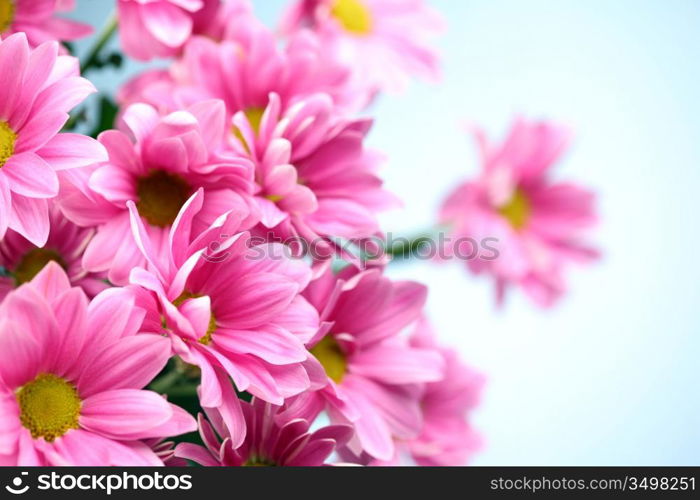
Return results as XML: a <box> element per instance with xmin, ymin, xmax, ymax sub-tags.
<box><xmin>80</xmin><ymin>14</ymin><xmax>118</xmax><ymax>75</ymax></box>
<box><xmin>385</xmin><ymin>231</ymin><xmax>437</xmax><ymax>260</ymax></box>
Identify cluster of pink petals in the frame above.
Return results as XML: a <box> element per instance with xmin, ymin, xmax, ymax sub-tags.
<box><xmin>0</xmin><ymin>0</ymin><xmax>92</xmax><ymax>48</ymax></box>
<box><xmin>440</xmin><ymin>119</ymin><xmax>600</xmax><ymax>307</ymax></box>
<box><xmin>59</xmin><ymin>100</ymin><xmax>254</xmax><ymax>285</ymax></box>
<box><xmin>239</xmin><ymin>93</ymin><xmax>397</xmax><ymax>255</ymax></box>
<box><xmin>0</xmin><ymin>204</ymin><xmax>106</xmax><ymax>302</ymax></box>
<box><xmin>0</xmin><ymin>33</ymin><xmax>106</xmax><ymax>247</ymax></box>
<box><xmin>0</xmin><ymin>263</ymin><xmax>196</xmax><ymax>465</ymax></box>
<box><xmin>281</xmin><ymin>0</ymin><xmax>445</xmax><ymax>97</ymax></box>
<box><xmin>125</xmin><ymin>190</ymin><xmax>322</xmax><ymax>444</ymax></box>
<box><xmin>117</xmin><ymin>18</ymin><xmax>394</xmax><ymax>253</ymax></box>
<box><xmin>117</xmin><ymin>18</ymin><xmax>357</xmax><ymax>116</ymax></box>
<box><xmin>118</xmin><ymin>0</ymin><xmax>256</xmax><ymax>61</ymax></box>
<box><xmin>117</xmin><ymin>0</ymin><xmax>203</xmax><ymax>61</ymax></box>
<box><xmin>294</xmin><ymin>265</ymin><xmax>445</xmax><ymax>461</ymax></box>
<box><xmin>177</xmin><ymin>398</ymin><xmax>353</xmax><ymax>466</ymax></box>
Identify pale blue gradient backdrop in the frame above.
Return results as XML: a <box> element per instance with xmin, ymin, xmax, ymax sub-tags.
<box><xmin>68</xmin><ymin>0</ymin><xmax>700</xmax><ymax>465</ymax></box>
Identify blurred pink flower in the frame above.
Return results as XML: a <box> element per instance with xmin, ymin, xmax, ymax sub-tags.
<box><xmin>0</xmin><ymin>203</ymin><xmax>106</xmax><ymax>302</ymax></box>
<box><xmin>59</xmin><ymin>100</ymin><xmax>255</xmax><ymax>285</ymax></box>
<box><xmin>117</xmin><ymin>0</ymin><xmax>202</xmax><ymax>61</ymax></box>
<box><xmin>281</xmin><ymin>0</ymin><xmax>444</xmax><ymax>96</ymax></box>
<box><xmin>0</xmin><ymin>263</ymin><xmax>196</xmax><ymax>466</ymax></box>
<box><xmin>337</xmin><ymin>319</ymin><xmax>483</xmax><ymax>467</ymax></box>
<box><xmin>117</xmin><ymin>18</ymin><xmax>354</xmax><ymax>114</ymax></box>
<box><xmin>0</xmin><ymin>33</ymin><xmax>106</xmax><ymax>246</ymax></box>
<box><xmin>189</xmin><ymin>0</ymin><xmax>252</xmax><ymax>41</ymax></box>
<box><xmin>176</xmin><ymin>398</ymin><xmax>352</xmax><ymax>466</ymax></box>
<box><xmin>407</xmin><ymin>318</ymin><xmax>483</xmax><ymax>466</ymax></box>
<box><xmin>0</xmin><ymin>0</ymin><xmax>91</xmax><ymax>48</ymax></box>
<box><xmin>440</xmin><ymin>119</ymin><xmax>600</xmax><ymax>307</ymax></box>
<box><xmin>117</xmin><ymin>0</ymin><xmax>254</xmax><ymax>61</ymax></box>
<box><xmin>126</xmin><ymin>190</ymin><xmax>321</xmax><ymax>446</ymax></box>
<box><xmin>292</xmin><ymin>265</ymin><xmax>444</xmax><ymax>461</ymax></box>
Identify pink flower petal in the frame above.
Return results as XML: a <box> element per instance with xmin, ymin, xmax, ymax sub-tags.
<box><xmin>98</xmin><ymin>130</ymin><xmax>142</xmax><ymax>173</ymax></box>
<box><xmin>121</xmin><ymin>103</ymin><xmax>160</xmax><ymax>143</ymax></box>
<box><xmin>15</xmin><ymin>111</ymin><xmax>67</xmax><ymax>154</ymax></box>
<box><xmin>86</xmin><ymin>287</ymin><xmax>146</xmax><ymax>348</ymax></box>
<box><xmin>27</xmin><ymin>260</ymin><xmax>71</xmax><ymax>300</ymax></box>
<box><xmin>141</xmin><ymin>1</ymin><xmax>193</xmax><ymax>46</ymax></box>
<box><xmin>2</xmin><ymin>152</ymin><xmax>59</xmax><ymax>198</ymax></box>
<box><xmin>0</xmin><ymin>33</ymin><xmax>30</xmax><ymax>120</ymax></box>
<box><xmin>47</xmin><ymin>429</ymin><xmax>162</xmax><ymax>466</ymax></box>
<box><xmin>0</xmin><ymin>387</ymin><xmax>20</xmax><ymax>455</ymax></box>
<box><xmin>0</xmin><ymin>319</ymin><xmax>42</xmax><ymax>389</ymax></box>
<box><xmin>144</xmin><ymin>404</ymin><xmax>197</xmax><ymax>440</ymax></box>
<box><xmin>350</xmin><ymin>344</ymin><xmax>444</xmax><ymax>385</ymax></box>
<box><xmin>37</xmin><ymin>133</ymin><xmax>107</xmax><ymax>171</ymax></box>
<box><xmin>215</xmin><ymin>273</ymin><xmax>299</xmax><ymax>329</ymax></box>
<box><xmin>179</xmin><ymin>295</ymin><xmax>212</xmax><ymax>342</ymax></box>
<box><xmin>80</xmin><ymin>389</ymin><xmax>173</xmax><ymax>439</ymax></box>
<box><xmin>33</xmin><ymin>75</ymin><xmax>95</xmax><ymax>116</ymax></box>
<box><xmin>11</xmin><ymin>41</ymin><xmax>57</xmax><ymax>128</ymax></box>
<box><xmin>78</xmin><ymin>335</ymin><xmax>171</xmax><ymax>398</ymax></box>
<box><xmin>175</xmin><ymin>442</ymin><xmax>219</xmax><ymax>466</ymax></box>
<box><xmin>214</xmin><ymin>325</ymin><xmax>308</xmax><ymax>365</ymax></box>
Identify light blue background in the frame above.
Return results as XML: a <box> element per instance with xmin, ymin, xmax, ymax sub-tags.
<box><xmin>68</xmin><ymin>0</ymin><xmax>700</xmax><ymax>465</ymax></box>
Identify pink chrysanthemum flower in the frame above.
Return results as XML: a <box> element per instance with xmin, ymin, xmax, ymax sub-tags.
<box><xmin>59</xmin><ymin>100</ymin><xmax>255</xmax><ymax>285</ymax></box>
<box><xmin>0</xmin><ymin>203</ymin><xmax>106</xmax><ymax>302</ymax></box>
<box><xmin>440</xmin><ymin>119</ymin><xmax>600</xmax><ymax>307</ymax></box>
<box><xmin>407</xmin><ymin>318</ymin><xmax>483</xmax><ymax>466</ymax></box>
<box><xmin>126</xmin><ymin>190</ymin><xmax>322</xmax><ymax>446</ymax></box>
<box><xmin>176</xmin><ymin>398</ymin><xmax>352</xmax><ymax>466</ymax></box>
<box><xmin>0</xmin><ymin>0</ymin><xmax>91</xmax><ymax>48</ymax></box>
<box><xmin>118</xmin><ymin>30</ymin><xmax>393</xmax><ymax>256</ymax></box>
<box><xmin>0</xmin><ymin>263</ymin><xmax>196</xmax><ymax>466</ymax></box>
<box><xmin>0</xmin><ymin>33</ymin><xmax>106</xmax><ymax>246</ymax></box>
<box><xmin>235</xmin><ymin>93</ymin><xmax>397</xmax><ymax>257</ymax></box>
<box><xmin>291</xmin><ymin>265</ymin><xmax>444</xmax><ymax>461</ymax></box>
<box><xmin>281</xmin><ymin>0</ymin><xmax>444</xmax><ymax>95</ymax></box>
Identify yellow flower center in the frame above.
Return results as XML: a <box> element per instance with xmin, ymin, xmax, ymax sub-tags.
<box><xmin>173</xmin><ymin>291</ymin><xmax>217</xmax><ymax>345</ymax></box>
<box><xmin>310</xmin><ymin>335</ymin><xmax>347</xmax><ymax>384</ymax></box>
<box><xmin>14</xmin><ymin>248</ymin><xmax>67</xmax><ymax>286</ymax></box>
<box><xmin>17</xmin><ymin>373</ymin><xmax>81</xmax><ymax>442</ymax></box>
<box><xmin>0</xmin><ymin>120</ymin><xmax>17</xmax><ymax>168</ymax></box>
<box><xmin>331</xmin><ymin>0</ymin><xmax>373</xmax><ymax>35</ymax></box>
<box><xmin>136</xmin><ymin>170</ymin><xmax>192</xmax><ymax>227</ymax></box>
<box><xmin>498</xmin><ymin>188</ymin><xmax>531</xmax><ymax>230</ymax></box>
<box><xmin>0</xmin><ymin>0</ymin><xmax>15</xmax><ymax>33</ymax></box>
